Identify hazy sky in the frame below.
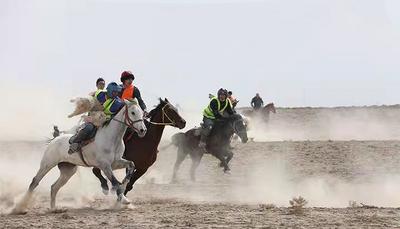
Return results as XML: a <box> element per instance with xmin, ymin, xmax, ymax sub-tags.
<box><xmin>2</xmin><ymin>0</ymin><xmax>400</xmax><ymax>110</ymax></box>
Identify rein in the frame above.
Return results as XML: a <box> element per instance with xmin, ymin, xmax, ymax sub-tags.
<box><xmin>111</xmin><ymin>105</ymin><xmax>144</xmax><ymax>132</ymax></box>
<box><xmin>147</xmin><ymin>104</ymin><xmax>177</xmax><ymax>127</ymax></box>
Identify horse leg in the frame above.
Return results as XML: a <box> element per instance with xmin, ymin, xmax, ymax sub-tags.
<box><xmin>98</xmin><ymin>164</ymin><xmax>123</xmax><ymax>202</ymax></box>
<box><xmin>214</xmin><ymin>150</ymin><xmax>230</xmax><ymax>173</ymax></box>
<box><xmin>189</xmin><ymin>150</ymin><xmax>203</xmax><ymax>182</ymax></box>
<box><xmin>50</xmin><ymin>162</ymin><xmax>77</xmax><ymax>210</ymax></box>
<box><xmin>11</xmin><ymin>159</ymin><xmax>58</xmax><ymax>214</ymax></box>
<box><xmin>171</xmin><ymin>146</ymin><xmax>187</xmax><ymax>183</ymax></box>
<box><xmin>92</xmin><ymin>167</ymin><xmax>109</xmax><ymax>195</ymax></box>
<box><xmin>124</xmin><ymin>168</ymin><xmax>147</xmax><ymax>196</ymax></box>
<box><xmin>111</xmin><ymin>159</ymin><xmax>135</xmax><ymax>204</ymax></box>
<box><xmin>112</xmin><ymin>159</ymin><xmax>135</xmax><ymax>187</ymax></box>
<box><xmin>226</xmin><ymin>150</ymin><xmax>234</xmax><ymax>165</ymax></box>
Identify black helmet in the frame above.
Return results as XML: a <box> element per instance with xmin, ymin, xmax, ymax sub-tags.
<box><xmin>217</xmin><ymin>88</ymin><xmax>228</xmax><ymax>96</ymax></box>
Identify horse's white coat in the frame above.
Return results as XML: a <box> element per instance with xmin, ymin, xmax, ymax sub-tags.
<box><xmin>13</xmin><ymin>99</ymin><xmax>146</xmax><ymax>213</ymax></box>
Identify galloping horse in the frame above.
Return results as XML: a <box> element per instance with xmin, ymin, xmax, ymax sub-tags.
<box><xmin>12</xmin><ymin>99</ymin><xmax>146</xmax><ymax>214</ymax></box>
<box><xmin>171</xmin><ymin>113</ymin><xmax>248</xmax><ymax>182</ymax></box>
<box><xmin>92</xmin><ymin>98</ymin><xmax>186</xmax><ymax>196</ymax></box>
<box><xmin>241</xmin><ymin>102</ymin><xmax>276</xmax><ymax>122</ymax></box>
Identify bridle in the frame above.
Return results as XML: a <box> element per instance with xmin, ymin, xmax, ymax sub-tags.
<box><xmin>231</xmin><ymin>118</ymin><xmax>246</xmax><ymax>136</ymax></box>
<box><xmin>112</xmin><ymin>105</ymin><xmax>144</xmax><ymax>132</ymax></box>
<box><xmin>147</xmin><ymin>103</ymin><xmax>178</xmax><ymax>127</ymax></box>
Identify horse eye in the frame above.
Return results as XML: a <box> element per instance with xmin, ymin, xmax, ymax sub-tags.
<box><xmin>131</xmin><ymin>111</ymin><xmax>135</xmax><ymax>115</ymax></box>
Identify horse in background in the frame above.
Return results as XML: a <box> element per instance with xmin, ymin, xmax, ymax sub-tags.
<box><xmin>170</xmin><ymin>113</ymin><xmax>248</xmax><ymax>182</ymax></box>
<box><xmin>240</xmin><ymin>102</ymin><xmax>276</xmax><ymax>123</ymax></box>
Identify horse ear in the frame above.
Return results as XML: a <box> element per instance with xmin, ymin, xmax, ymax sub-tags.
<box><xmin>164</xmin><ymin>98</ymin><xmax>169</xmax><ymax>103</ymax></box>
<box><xmin>125</xmin><ymin>98</ymin><xmax>137</xmax><ymax>105</ymax></box>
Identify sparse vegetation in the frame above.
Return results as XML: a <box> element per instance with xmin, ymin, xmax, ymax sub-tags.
<box><xmin>289</xmin><ymin>196</ymin><xmax>308</xmax><ymax>215</ymax></box>
<box><xmin>348</xmin><ymin>200</ymin><xmax>360</xmax><ymax>208</ymax></box>
<box><xmin>259</xmin><ymin>204</ymin><xmax>276</xmax><ymax>210</ymax></box>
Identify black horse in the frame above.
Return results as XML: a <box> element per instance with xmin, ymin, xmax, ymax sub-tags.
<box><xmin>171</xmin><ymin>113</ymin><xmax>248</xmax><ymax>182</ymax></box>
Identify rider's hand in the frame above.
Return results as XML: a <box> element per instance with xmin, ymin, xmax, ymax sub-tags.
<box><xmin>143</xmin><ymin>111</ymin><xmax>149</xmax><ymax>118</ymax></box>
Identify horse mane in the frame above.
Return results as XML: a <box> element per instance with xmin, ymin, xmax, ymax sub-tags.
<box><xmin>148</xmin><ymin>98</ymin><xmax>167</xmax><ymax>119</ymax></box>
<box><xmin>103</xmin><ymin>98</ymin><xmax>136</xmax><ymax>128</ymax></box>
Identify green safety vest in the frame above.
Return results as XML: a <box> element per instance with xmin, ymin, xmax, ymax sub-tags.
<box><xmin>103</xmin><ymin>98</ymin><xmax>116</xmax><ymax>116</ymax></box>
<box><xmin>203</xmin><ymin>96</ymin><xmax>231</xmax><ymax>119</ymax></box>
<box><xmin>94</xmin><ymin>89</ymin><xmax>105</xmax><ymax>97</ymax></box>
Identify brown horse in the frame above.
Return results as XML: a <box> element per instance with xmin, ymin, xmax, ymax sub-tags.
<box><xmin>241</xmin><ymin>102</ymin><xmax>276</xmax><ymax>122</ymax></box>
<box><xmin>92</xmin><ymin>98</ymin><xmax>186</xmax><ymax>195</ymax></box>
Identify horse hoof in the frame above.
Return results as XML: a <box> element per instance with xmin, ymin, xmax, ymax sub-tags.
<box><xmin>119</xmin><ymin>194</ymin><xmax>131</xmax><ymax>205</ymax></box>
<box><xmin>50</xmin><ymin>208</ymin><xmax>68</xmax><ymax>214</ymax></box>
<box><xmin>224</xmin><ymin>168</ymin><xmax>231</xmax><ymax>174</ymax></box>
<box><xmin>10</xmin><ymin>209</ymin><xmax>27</xmax><ymax>215</ymax></box>
<box><xmin>102</xmin><ymin>188</ymin><xmax>109</xmax><ymax>196</ymax></box>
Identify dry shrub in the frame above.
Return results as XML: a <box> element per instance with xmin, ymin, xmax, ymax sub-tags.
<box><xmin>259</xmin><ymin>204</ymin><xmax>276</xmax><ymax>211</ymax></box>
<box><xmin>289</xmin><ymin>196</ymin><xmax>308</xmax><ymax>215</ymax></box>
<box><xmin>348</xmin><ymin>200</ymin><xmax>360</xmax><ymax>208</ymax></box>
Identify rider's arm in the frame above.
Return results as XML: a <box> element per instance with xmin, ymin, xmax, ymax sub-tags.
<box><xmin>133</xmin><ymin>87</ymin><xmax>147</xmax><ymax>111</ymax></box>
<box><xmin>251</xmin><ymin>98</ymin><xmax>255</xmax><ymax>108</ymax></box>
<box><xmin>108</xmin><ymin>99</ymin><xmax>125</xmax><ymax>115</ymax></box>
<box><xmin>225</xmin><ymin>102</ymin><xmax>235</xmax><ymax>115</ymax></box>
<box><xmin>210</xmin><ymin>100</ymin><xmax>223</xmax><ymax>119</ymax></box>
<box><xmin>260</xmin><ymin>98</ymin><xmax>264</xmax><ymax>106</ymax></box>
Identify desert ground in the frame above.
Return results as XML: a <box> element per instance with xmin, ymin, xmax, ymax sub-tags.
<box><xmin>1</xmin><ymin>106</ymin><xmax>400</xmax><ymax>228</ymax></box>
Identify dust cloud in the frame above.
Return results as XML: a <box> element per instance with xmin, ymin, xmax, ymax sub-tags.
<box><xmin>243</xmin><ymin>106</ymin><xmax>400</xmax><ymax>141</ymax></box>
<box><xmin>1</xmin><ymin>86</ymin><xmax>400</xmax><ymax>214</ymax></box>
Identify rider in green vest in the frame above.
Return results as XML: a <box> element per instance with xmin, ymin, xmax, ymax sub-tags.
<box><xmin>68</xmin><ymin>82</ymin><xmax>124</xmax><ymax>154</ymax></box>
<box><xmin>199</xmin><ymin>88</ymin><xmax>234</xmax><ymax>149</ymax></box>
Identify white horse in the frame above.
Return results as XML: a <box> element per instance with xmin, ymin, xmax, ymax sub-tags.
<box><xmin>12</xmin><ymin>99</ymin><xmax>147</xmax><ymax>214</ymax></box>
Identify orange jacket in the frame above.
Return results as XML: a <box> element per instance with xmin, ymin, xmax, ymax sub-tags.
<box><xmin>121</xmin><ymin>84</ymin><xmax>135</xmax><ymax>100</ymax></box>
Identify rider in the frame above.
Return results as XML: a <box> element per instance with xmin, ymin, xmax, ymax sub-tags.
<box><xmin>251</xmin><ymin>93</ymin><xmax>264</xmax><ymax>110</ymax></box>
<box><xmin>68</xmin><ymin>82</ymin><xmax>125</xmax><ymax>154</ymax></box>
<box><xmin>199</xmin><ymin>88</ymin><xmax>234</xmax><ymax>149</ymax></box>
<box><xmin>228</xmin><ymin>91</ymin><xmax>238</xmax><ymax>108</ymax></box>
<box><xmin>120</xmin><ymin>71</ymin><xmax>147</xmax><ymax>116</ymax></box>
<box><xmin>89</xmin><ymin>78</ymin><xmax>106</xmax><ymax>97</ymax></box>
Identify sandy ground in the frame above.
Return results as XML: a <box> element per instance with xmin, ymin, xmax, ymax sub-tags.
<box><xmin>1</xmin><ymin>106</ymin><xmax>400</xmax><ymax>228</ymax></box>
<box><xmin>1</xmin><ymin>140</ymin><xmax>400</xmax><ymax>228</ymax></box>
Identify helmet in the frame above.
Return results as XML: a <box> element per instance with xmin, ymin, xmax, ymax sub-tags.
<box><xmin>217</xmin><ymin>88</ymin><xmax>228</xmax><ymax>97</ymax></box>
<box><xmin>120</xmin><ymin>71</ymin><xmax>135</xmax><ymax>83</ymax></box>
<box><xmin>106</xmin><ymin>82</ymin><xmax>122</xmax><ymax>97</ymax></box>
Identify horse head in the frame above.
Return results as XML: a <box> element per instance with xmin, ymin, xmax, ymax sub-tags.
<box><xmin>148</xmin><ymin>98</ymin><xmax>186</xmax><ymax>129</ymax></box>
<box><xmin>228</xmin><ymin>114</ymin><xmax>248</xmax><ymax>143</ymax></box>
<box><xmin>124</xmin><ymin>98</ymin><xmax>147</xmax><ymax>137</ymax></box>
<box><xmin>264</xmin><ymin>103</ymin><xmax>276</xmax><ymax>114</ymax></box>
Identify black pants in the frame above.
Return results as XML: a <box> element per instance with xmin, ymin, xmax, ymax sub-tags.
<box><xmin>69</xmin><ymin>123</ymin><xmax>97</xmax><ymax>144</ymax></box>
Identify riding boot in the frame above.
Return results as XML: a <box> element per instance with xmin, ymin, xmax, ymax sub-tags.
<box><xmin>68</xmin><ymin>134</ymin><xmax>83</xmax><ymax>154</ymax></box>
<box><xmin>68</xmin><ymin>123</ymin><xmax>96</xmax><ymax>154</ymax></box>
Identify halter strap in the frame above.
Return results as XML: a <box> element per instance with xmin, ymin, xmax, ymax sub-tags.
<box><xmin>147</xmin><ymin>104</ymin><xmax>177</xmax><ymax>127</ymax></box>
<box><xmin>111</xmin><ymin>105</ymin><xmax>144</xmax><ymax>132</ymax></box>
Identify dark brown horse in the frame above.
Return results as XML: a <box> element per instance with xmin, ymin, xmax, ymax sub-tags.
<box><xmin>170</xmin><ymin>113</ymin><xmax>248</xmax><ymax>182</ymax></box>
<box><xmin>92</xmin><ymin>98</ymin><xmax>186</xmax><ymax>195</ymax></box>
<box><xmin>241</xmin><ymin>102</ymin><xmax>276</xmax><ymax>122</ymax></box>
